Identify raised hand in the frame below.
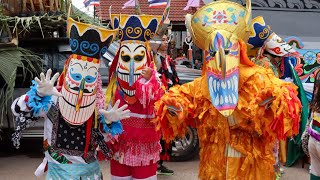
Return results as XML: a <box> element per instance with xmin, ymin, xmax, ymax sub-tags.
<box><xmin>99</xmin><ymin>100</ymin><xmax>130</xmax><ymax>123</ymax></box>
<box><xmin>34</xmin><ymin>69</ymin><xmax>62</xmax><ymax>97</ymax></box>
<box><xmin>141</xmin><ymin>67</ymin><xmax>152</xmax><ymax>80</ymax></box>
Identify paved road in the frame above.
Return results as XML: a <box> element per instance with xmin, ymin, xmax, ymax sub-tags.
<box><xmin>0</xmin><ymin>139</ymin><xmax>310</xmax><ymax>180</ymax></box>
<box><xmin>0</xmin><ymin>152</ymin><xmax>310</xmax><ymax>180</ymax></box>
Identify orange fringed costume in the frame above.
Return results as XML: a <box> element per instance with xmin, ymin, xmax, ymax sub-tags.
<box><xmin>154</xmin><ymin>0</ymin><xmax>301</xmax><ymax>179</ymax></box>
<box><xmin>155</xmin><ymin>65</ymin><xmax>301</xmax><ymax>179</ymax></box>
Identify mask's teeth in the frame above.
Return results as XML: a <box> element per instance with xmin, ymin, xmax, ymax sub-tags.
<box><xmin>214</xmin><ymin>95</ymin><xmax>219</xmax><ymax>106</ymax></box>
<box><xmin>122</xmin><ymin>88</ymin><xmax>136</xmax><ymax>97</ymax></box>
<box><xmin>209</xmin><ymin>76</ymin><xmax>213</xmax><ymax>91</ymax></box>
<box><xmin>232</xmin><ymin>93</ymin><xmax>237</xmax><ymax>104</ymax></box>
<box><xmin>224</xmin><ymin>96</ymin><xmax>229</xmax><ymax>104</ymax></box>
<box><xmin>233</xmin><ymin>76</ymin><xmax>238</xmax><ymax>92</ymax></box>
<box><xmin>221</xmin><ymin>81</ymin><xmax>227</xmax><ymax>90</ymax></box>
<box><xmin>219</xmin><ymin>95</ymin><xmax>224</xmax><ymax>105</ymax></box>
<box><xmin>228</xmin><ymin>95</ymin><xmax>232</xmax><ymax>104</ymax></box>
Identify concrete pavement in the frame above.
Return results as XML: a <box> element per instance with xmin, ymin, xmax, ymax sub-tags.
<box><xmin>0</xmin><ymin>151</ymin><xmax>310</xmax><ymax>180</ymax></box>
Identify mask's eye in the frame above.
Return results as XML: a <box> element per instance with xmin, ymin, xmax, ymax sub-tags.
<box><xmin>84</xmin><ymin>75</ymin><xmax>97</xmax><ymax>83</ymax></box>
<box><xmin>121</xmin><ymin>51</ymin><xmax>131</xmax><ymax>62</ymax></box>
<box><xmin>224</xmin><ymin>50</ymin><xmax>230</xmax><ymax>55</ymax></box>
<box><xmin>134</xmin><ymin>51</ymin><xmax>145</xmax><ymax>62</ymax></box>
<box><xmin>210</xmin><ymin>51</ymin><xmax>216</xmax><ymax>57</ymax></box>
<box><xmin>70</xmin><ymin>68</ymin><xmax>82</xmax><ymax>81</ymax></box>
<box><xmin>134</xmin><ymin>55</ymin><xmax>145</xmax><ymax>61</ymax></box>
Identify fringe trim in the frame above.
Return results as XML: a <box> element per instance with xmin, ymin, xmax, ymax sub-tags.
<box><xmin>135</xmin><ymin>69</ymin><xmax>164</xmax><ymax>113</ymax></box>
<box><xmin>95</xmin><ymin>74</ymin><xmax>106</xmax><ymax>110</ymax></box>
<box><xmin>118</xmin><ymin>141</ymin><xmax>161</xmax><ymax>166</ymax></box>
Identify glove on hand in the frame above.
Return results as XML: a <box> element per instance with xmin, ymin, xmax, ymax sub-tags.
<box><xmin>99</xmin><ymin>100</ymin><xmax>130</xmax><ymax>123</ymax></box>
<box><xmin>35</xmin><ymin>69</ymin><xmax>62</xmax><ymax>97</ymax></box>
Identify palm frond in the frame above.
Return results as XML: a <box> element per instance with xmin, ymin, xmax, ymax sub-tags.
<box><xmin>0</xmin><ymin>47</ymin><xmax>43</xmax><ymax>127</ymax></box>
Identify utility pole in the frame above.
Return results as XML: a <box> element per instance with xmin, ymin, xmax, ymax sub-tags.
<box><xmin>185</xmin><ymin>29</ymin><xmax>193</xmax><ymax>69</ymax></box>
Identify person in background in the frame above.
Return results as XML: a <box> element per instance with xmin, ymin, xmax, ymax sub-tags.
<box><xmin>177</xmin><ymin>49</ymin><xmax>184</xmax><ymax>58</ymax></box>
<box><xmin>308</xmin><ymin>71</ymin><xmax>320</xmax><ymax>180</ymax></box>
<box><xmin>194</xmin><ymin>49</ymin><xmax>202</xmax><ymax>62</ymax></box>
<box><xmin>168</xmin><ymin>40</ymin><xmax>177</xmax><ymax>60</ymax></box>
<box><xmin>150</xmin><ymin>18</ymin><xmax>180</xmax><ymax>176</ymax></box>
<box><xmin>194</xmin><ymin>59</ymin><xmax>201</xmax><ymax>69</ymax></box>
<box><xmin>247</xmin><ymin>16</ymin><xmax>300</xmax><ymax>179</ymax></box>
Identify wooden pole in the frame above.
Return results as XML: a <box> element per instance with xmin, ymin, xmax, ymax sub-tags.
<box><xmin>22</xmin><ymin>0</ymin><xmax>27</xmax><ymax>13</ymax></box>
<box><xmin>60</xmin><ymin>0</ymin><xmax>65</xmax><ymax>12</ymax></box>
<box><xmin>29</xmin><ymin>0</ymin><xmax>35</xmax><ymax>12</ymax></box>
<box><xmin>39</xmin><ymin>0</ymin><xmax>44</xmax><ymax>12</ymax></box>
<box><xmin>67</xmin><ymin>2</ymin><xmax>72</xmax><ymax>18</ymax></box>
<box><xmin>55</xmin><ymin>0</ymin><xmax>59</xmax><ymax>11</ymax></box>
<box><xmin>185</xmin><ymin>30</ymin><xmax>193</xmax><ymax>69</ymax></box>
<box><xmin>49</xmin><ymin>0</ymin><xmax>54</xmax><ymax>11</ymax></box>
<box><xmin>134</xmin><ymin>0</ymin><xmax>141</xmax><ymax>15</ymax></box>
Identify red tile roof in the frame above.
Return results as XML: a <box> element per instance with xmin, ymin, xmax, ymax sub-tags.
<box><xmin>99</xmin><ymin>0</ymin><xmax>205</xmax><ymax>22</ymax></box>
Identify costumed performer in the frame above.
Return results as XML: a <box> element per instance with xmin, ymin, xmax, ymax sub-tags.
<box><xmin>154</xmin><ymin>0</ymin><xmax>302</xmax><ymax>179</ymax></box>
<box><xmin>106</xmin><ymin>13</ymin><xmax>164</xmax><ymax>180</ymax></box>
<box><xmin>11</xmin><ymin>17</ymin><xmax>130</xmax><ymax>179</ymax></box>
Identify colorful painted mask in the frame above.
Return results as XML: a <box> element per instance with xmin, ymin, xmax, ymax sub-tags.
<box><xmin>58</xmin><ymin>18</ymin><xmax>117</xmax><ymax>125</ymax></box>
<box><xmin>185</xmin><ymin>0</ymin><xmax>252</xmax><ymax>117</ymax></box>
<box><xmin>110</xmin><ymin>14</ymin><xmax>161</xmax><ymax>104</ymax></box>
<box><xmin>248</xmin><ymin>16</ymin><xmax>296</xmax><ymax>56</ymax></box>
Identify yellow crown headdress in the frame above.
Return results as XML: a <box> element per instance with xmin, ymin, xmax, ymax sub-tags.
<box><xmin>185</xmin><ymin>0</ymin><xmax>252</xmax><ymax>51</ymax></box>
<box><xmin>67</xmin><ymin>17</ymin><xmax>117</xmax><ymax>59</ymax></box>
<box><xmin>110</xmin><ymin>14</ymin><xmax>162</xmax><ymax>43</ymax></box>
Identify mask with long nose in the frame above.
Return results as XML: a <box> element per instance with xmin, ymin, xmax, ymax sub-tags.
<box><xmin>116</xmin><ymin>42</ymin><xmax>148</xmax><ymax>103</ymax></box>
<box><xmin>185</xmin><ymin>0</ymin><xmax>252</xmax><ymax>117</ymax></box>
<box><xmin>109</xmin><ymin>14</ymin><xmax>161</xmax><ymax>104</ymax></box>
<box><xmin>207</xmin><ymin>31</ymin><xmax>240</xmax><ymax>116</ymax></box>
<box><xmin>58</xmin><ymin>18</ymin><xmax>117</xmax><ymax>125</ymax></box>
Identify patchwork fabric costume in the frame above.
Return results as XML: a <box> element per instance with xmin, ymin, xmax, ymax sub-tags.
<box><xmin>106</xmin><ymin>14</ymin><xmax>164</xmax><ymax>179</ymax></box>
<box><xmin>155</xmin><ymin>0</ymin><xmax>302</xmax><ymax>179</ymax></box>
<box><xmin>11</xmin><ymin>18</ymin><xmax>125</xmax><ymax>179</ymax></box>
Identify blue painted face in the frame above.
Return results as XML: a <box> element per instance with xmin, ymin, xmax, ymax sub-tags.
<box><xmin>66</xmin><ymin>59</ymin><xmax>99</xmax><ymax>95</ymax></box>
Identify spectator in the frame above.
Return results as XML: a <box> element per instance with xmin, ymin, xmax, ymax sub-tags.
<box><xmin>308</xmin><ymin>71</ymin><xmax>320</xmax><ymax>180</ymax></box>
<box><xmin>168</xmin><ymin>41</ymin><xmax>177</xmax><ymax>60</ymax></box>
<box><xmin>150</xmin><ymin>19</ymin><xmax>180</xmax><ymax>176</ymax></box>
<box><xmin>194</xmin><ymin>59</ymin><xmax>201</xmax><ymax>69</ymax></box>
<box><xmin>183</xmin><ymin>42</ymin><xmax>188</xmax><ymax>57</ymax></box>
<box><xmin>194</xmin><ymin>49</ymin><xmax>202</xmax><ymax>62</ymax></box>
